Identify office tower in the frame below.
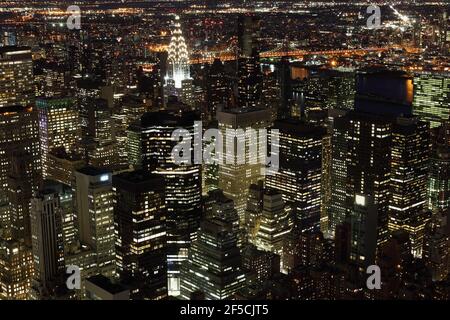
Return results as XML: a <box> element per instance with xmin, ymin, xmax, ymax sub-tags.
<box><xmin>266</xmin><ymin>119</ymin><xmax>325</xmax><ymax>232</ymax></box>
<box><xmin>423</xmin><ymin>210</ymin><xmax>450</xmax><ymax>282</ymax></box>
<box><xmin>206</xmin><ymin>59</ymin><xmax>227</xmax><ymax>122</ymax></box>
<box><xmin>276</xmin><ymin>57</ymin><xmax>291</xmax><ymax>120</ymax></box>
<box><xmin>64</xmin><ymin>244</ymin><xmax>98</xmax><ymax>299</ymax></box>
<box><xmin>203</xmin><ymin>189</ymin><xmax>243</xmax><ymax>246</ymax></box>
<box><xmin>389</xmin><ymin>117</ymin><xmax>430</xmax><ymax>258</ymax></box>
<box><xmin>166</xmin><ymin>15</ymin><xmax>190</xmax><ymax>89</ymax></box>
<box><xmin>428</xmin><ymin>123</ymin><xmax>450</xmax><ymax>212</ymax></box>
<box><xmin>254</xmin><ymin>190</ymin><xmax>293</xmax><ymax>262</ymax></box>
<box><xmin>217</xmin><ymin>107</ymin><xmax>271</xmax><ymax>222</ymax></box>
<box><xmin>74</xmin><ymin>167</ymin><xmax>115</xmax><ymax>277</ymax></box>
<box><xmin>321</xmin><ymin>133</ymin><xmax>332</xmax><ymax>235</ymax></box>
<box><xmin>334</xmin><ymin>222</ymin><xmax>351</xmax><ymax>265</ymax></box>
<box><xmin>0</xmin><ymin>46</ymin><xmax>34</xmax><ymax>108</ymax></box>
<box><xmin>180</xmin><ymin>218</ymin><xmax>246</xmax><ymax>300</ymax></box>
<box><xmin>29</xmin><ymin>188</ymin><xmax>65</xmax><ymax>299</ymax></box>
<box><xmin>237</xmin><ymin>49</ymin><xmax>262</xmax><ymax>109</ymax></box>
<box><xmin>0</xmin><ymin>240</ymin><xmax>33</xmax><ymax>300</ymax></box>
<box><xmin>127</xmin><ymin>111</ymin><xmax>201</xmax><ymax>296</ymax></box>
<box><xmin>202</xmin><ymin>121</ymin><xmax>219</xmax><ymax>195</ymax></box>
<box><xmin>7</xmin><ymin>152</ymin><xmax>36</xmax><ymax>246</ymax></box>
<box><xmin>244</xmin><ymin>182</ymin><xmax>264</xmax><ymax>244</ymax></box>
<box><xmin>0</xmin><ymin>105</ymin><xmax>41</xmax><ymax>218</ymax></box>
<box><xmin>329</xmin><ymin>111</ymin><xmax>392</xmax><ymax>247</ymax></box>
<box><xmin>413</xmin><ymin>72</ymin><xmax>450</xmax><ymax>128</ymax></box>
<box><xmin>46</xmin><ymin>148</ymin><xmax>85</xmax><ymax>187</ymax></box>
<box><xmin>80</xmin><ymin>98</ymin><xmax>118</xmax><ymax>170</ymax></box>
<box><xmin>237</xmin><ymin>15</ymin><xmax>260</xmax><ymax>58</ymax></box>
<box><xmin>113</xmin><ymin>171</ymin><xmax>167</xmax><ymax>300</ymax></box>
<box><xmin>242</xmin><ymin>244</ymin><xmax>280</xmax><ymax>285</ymax></box>
<box><xmin>85</xmin><ymin>275</ymin><xmax>130</xmax><ymax>300</ymax></box>
<box><xmin>284</xmin><ymin>231</ymin><xmax>329</xmax><ymax>271</ymax></box>
<box><xmin>260</xmin><ymin>72</ymin><xmax>281</xmax><ymax>122</ymax></box>
<box><xmin>36</xmin><ymin>97</ymin><xmax>80</xmax><ymax>178</ymax></box>
<box><xmin>180</xmin><ymin>79</ymin><xmax>194</xmax><ymax>107</ymax></box>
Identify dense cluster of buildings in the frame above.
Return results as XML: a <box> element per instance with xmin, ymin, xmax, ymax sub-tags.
<box><xmin>0</xmin><ymin>1</ymin><xmax>448</xmax><ymax>300</ymax></box>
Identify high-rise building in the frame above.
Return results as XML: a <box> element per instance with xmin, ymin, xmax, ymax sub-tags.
<box><xmin>242</xmin><ymin>244</ymin><xmax>280</xmax><ymax>285</ymax></box>
<box><xmin>237</xmin><ymin>50</ymin><xmax>262</xmax><ymax>109</ymax></box>
<box><xmin>29</xmin><ymin>188</ymin><xmax>65</xmax><ymax>299</ymax></box>
<box><xmin>36</xmin><ymin>97</ymin><xmax>80</xmax><ymax>177</ymax></box>
<box><xmin>127</xmin><ymin>111</ymin><xmax>201</xmax><ymax>296</ymax></box>
<box><xmin>46</xmin><ymin>148</ymin><xmax>85</xmax><ymax>187</ymax></box>
<box><xmin>413</xmin><ymin>72</ymin><xmax>450</xmax><ymax>128</ymax></box>
<box><xmin>180</xmin><ymin>218</ymin><xmax>246</xmax><ymax>300</ymax></box>
<box><xmin>166</xmin><ymin>15</ymin><xmax>190</xmax><ymax>90</ymax></box>
<box><xmin>266</xmin><ymin>119</ymin><xmax>325</xmax><ymax>233</ymax></box>
<box><xmin>0</xmin><ymin>240</ymin><xmax>33</xmax><ymax>300</ymax></box>
<box><xmin>254</xmin><ymin>190</ymin><xmax>293</xmax><ymax>262</ymax></box>
<box><xmin>74</xmin><ymin>167</ymin><xmax>115</xmax><ymax>277</ymax></box>
<box><xmin>0</xmin><ymin>106</ymin><xmax>41</xmax><ymax>207</ymax></box>
<box><xmin>113</xmin><ymin>171</ymin><xmax>167</xmax><ymax>300</ymax></box>
<box><xmin>80</xmin><ymin>98</ymin><xmax>118</xmax><ymax>170</ymax></box>
<box><xmin>0</xmin><ymin>46</ymin><xmax>34</xmax><ymax>108</ymax></box>
<box><xmin>217</xmin><ymin>107</ymin><xmax>271</xmax><ymax>222</ymax></box>
<box><xmin>206</xmin><ymin>59</ymin><xmax>228</xmax><ymax>122</ymax></box>
<box><xmin>428</xmin><ymin>123</ymin><xmax>450</xmax><ymax>212</ymax></box>
<box><xmin>329</xmin><ymin>111</ymin><xmax>392</xmax><ymax>252</ymax></box>
<box><xmin>389</xmin><ymin>117</ymin><xmax>430</xmax><ymax>258</ymax></box>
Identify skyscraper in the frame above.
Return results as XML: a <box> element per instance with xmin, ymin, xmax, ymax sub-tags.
<box><xmin>0</xmin><ymin>46</ymin><xmax>34</xmax><ymax>108</ymax></box>
<box><xmin>74</xmin><ymin>167</ymin><xmax>115</xmax><ymax>277</ymax></box>
<box><xmin>37</xmin><ymin>97</ymin><xmax>80</xmax><ymax>178</ymax></box>
<box><xmin>217</xmin><ymin>107</ymin><xmax>271</xmax><ymax>222</ymax></box>
<box><xmin>113</xmin><ymin>171</ymin><xmax>167</xmax><ymax>300</ymax></box>
<box><xmin>329</xmin><ymin>111</ymin><xmax>392</xmax><ymax>252</ymax></box>
<box><xmin>389</xmin><ymin>117</ymin><xmax>430</xmax><ymax>258</ymax></box>
<box><xmin>413</xmin><ymin>72</ymin><xmax>450</xmax><ymax>128</ymax></box>
<box><xmin>166</xmin><ymin>15</ymin><xmax>190</xmax><ymax>90</ymax></box>
<box><xmin>127</xmin><ymin>111</ymin><xmax>201</xmax><ymax>296</ymax></box>
<box><xmin>254</xmin><ymin>189</ymin><xmax>293</xmax><ymax>263</ymax></box>
<box><xmin>180</xmin><ymin>218</ymin><xmax>246</xmax><ymax>300</ymax></box>
<box><xmin>266</xmin><ymin>119</ymin><xmax>325</xmax><ymax>233</ymax></box>
<box><xmin>29</xmin><ymin>188</ymin><xmax>65</xmax><ymax>299</ymax></box>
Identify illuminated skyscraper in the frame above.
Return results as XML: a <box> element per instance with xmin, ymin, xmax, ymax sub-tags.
<box><xmin>428</xmin><ymin>123</ymin><xmax>450</xmax><ymax>212</ymax></box>
<box><xmin>217</xmin><ymin>107</ymin><xmax>271</xmax><ymax>222</ymax></box>
<box><xmin>180</xmin><ymin>218</ymin><xmax>246</xmax><ymax>300</ymax></box>
<box><xmin>266</xmin><ymin>119</ymin><xmax>325</xmax><ymax>233</ymax></box>
<box><xmin>0</xmin><ymin>46</ymin><xmax>34</xmax><ymax>108</ymax></box>
<box><xmin>254</xmin><ymin>189</ymin><xmax>293</xmax><ymax>263</ymax></box>
<box><xmin>127</xmin><ymin>111</ymin><xmax>201</xmax><ymax>296</ymax></box>
<box><xmin>166</xmin><ymin>15</ymin><xmax>190</xmax><ymax>89</ymax></box>
<box><xmin>413</xmin><ymin>72</ymin><xmax>450</xmax><ymax>128</ymax></box>
<box><xmin>74</xmin><ymin>167</ymin><xmax>115</xmax><ymax>277</ymax></box>
<box><xmin>37</xmin><ymin>97</ymin><xmax>80</xmax><ymax>178</ymax></box>
<box><xmin>29</xmin><ymin>188</ymin><xmax>65</xmax><ymax>299</ymax></box>
<box><xmin>113</xmin><ymin>171</ymin><xmax>167</xmax><ymax>300</ymax></box>
<box><xmin>389</xmin><ymin>117</ymin><xmax>430</xmax><ymax>258</ymax></box>
<box><xmin>329</xmin><ymin>112</ymin><xmax>392</xmax><ymax>251</ymax></box>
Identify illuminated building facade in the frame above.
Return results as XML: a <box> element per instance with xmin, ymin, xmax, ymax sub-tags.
<box><xmin>413</xmin><ymin>72</ymin><xmax>450</xmax><ymax>128</ymax></box>
<box><xmin>0</xmin><ymin>46</ymin><xmax>34</xmax><ymax>108</ymax></box>
<box><xmin>74</xmin><ymin>167</ymin><xmax>116</xmax><ymax>277</ymax></box>
<box><xmin>36</xmin><ymin>97</ymin><xmax>79</xmax><ymax>178</ymax></box>
<box><xmin>254</xmin><ymin>189</ymin><xmax>293</xmax><ymax>262</ymax></box>
<box><xmin>29</xmin><ymin>188</ymin><xmax>65</xmax><ymax>299</ymax></box>
<box><xmin>113</xmin><ymin>171</ymin><xmax>167</xmax><ymax>300</ymax></box>
<box><xmin>180</xmin><ymin>218</ymin><xmax>246</xmax><ymax>300</ymax></box>
<box><xmin>389</xmin><ymin>117</ymin><xmax>430</xmax><ymax>258</ymax></box>
<box><xmin>330</xmin><ymin>112</ymin><xmax>392</xmax><ymax>250</ymax></box>
<box><xmin>428</xmin><ymin>123</ymin><xmax>450</xmax><ymax>212</ymax></box>
<box><xmin>127</xmin><ymin>111</ymin><xmax>201</xmax><ymax>296</ymax></box>
<box><xmin>166</xmin><ymin>15</ymin><xmax>190</xmax><ymax>89</ymax></box>
<box><xmin>266</xmin><ymin>119</ymin><xmax>325</xmax><ymax>233</ymax></box>
<box><xmin>217</xmin><ymin>107</ymin><xmax>271</xmax><ymax>222</ymax></box>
